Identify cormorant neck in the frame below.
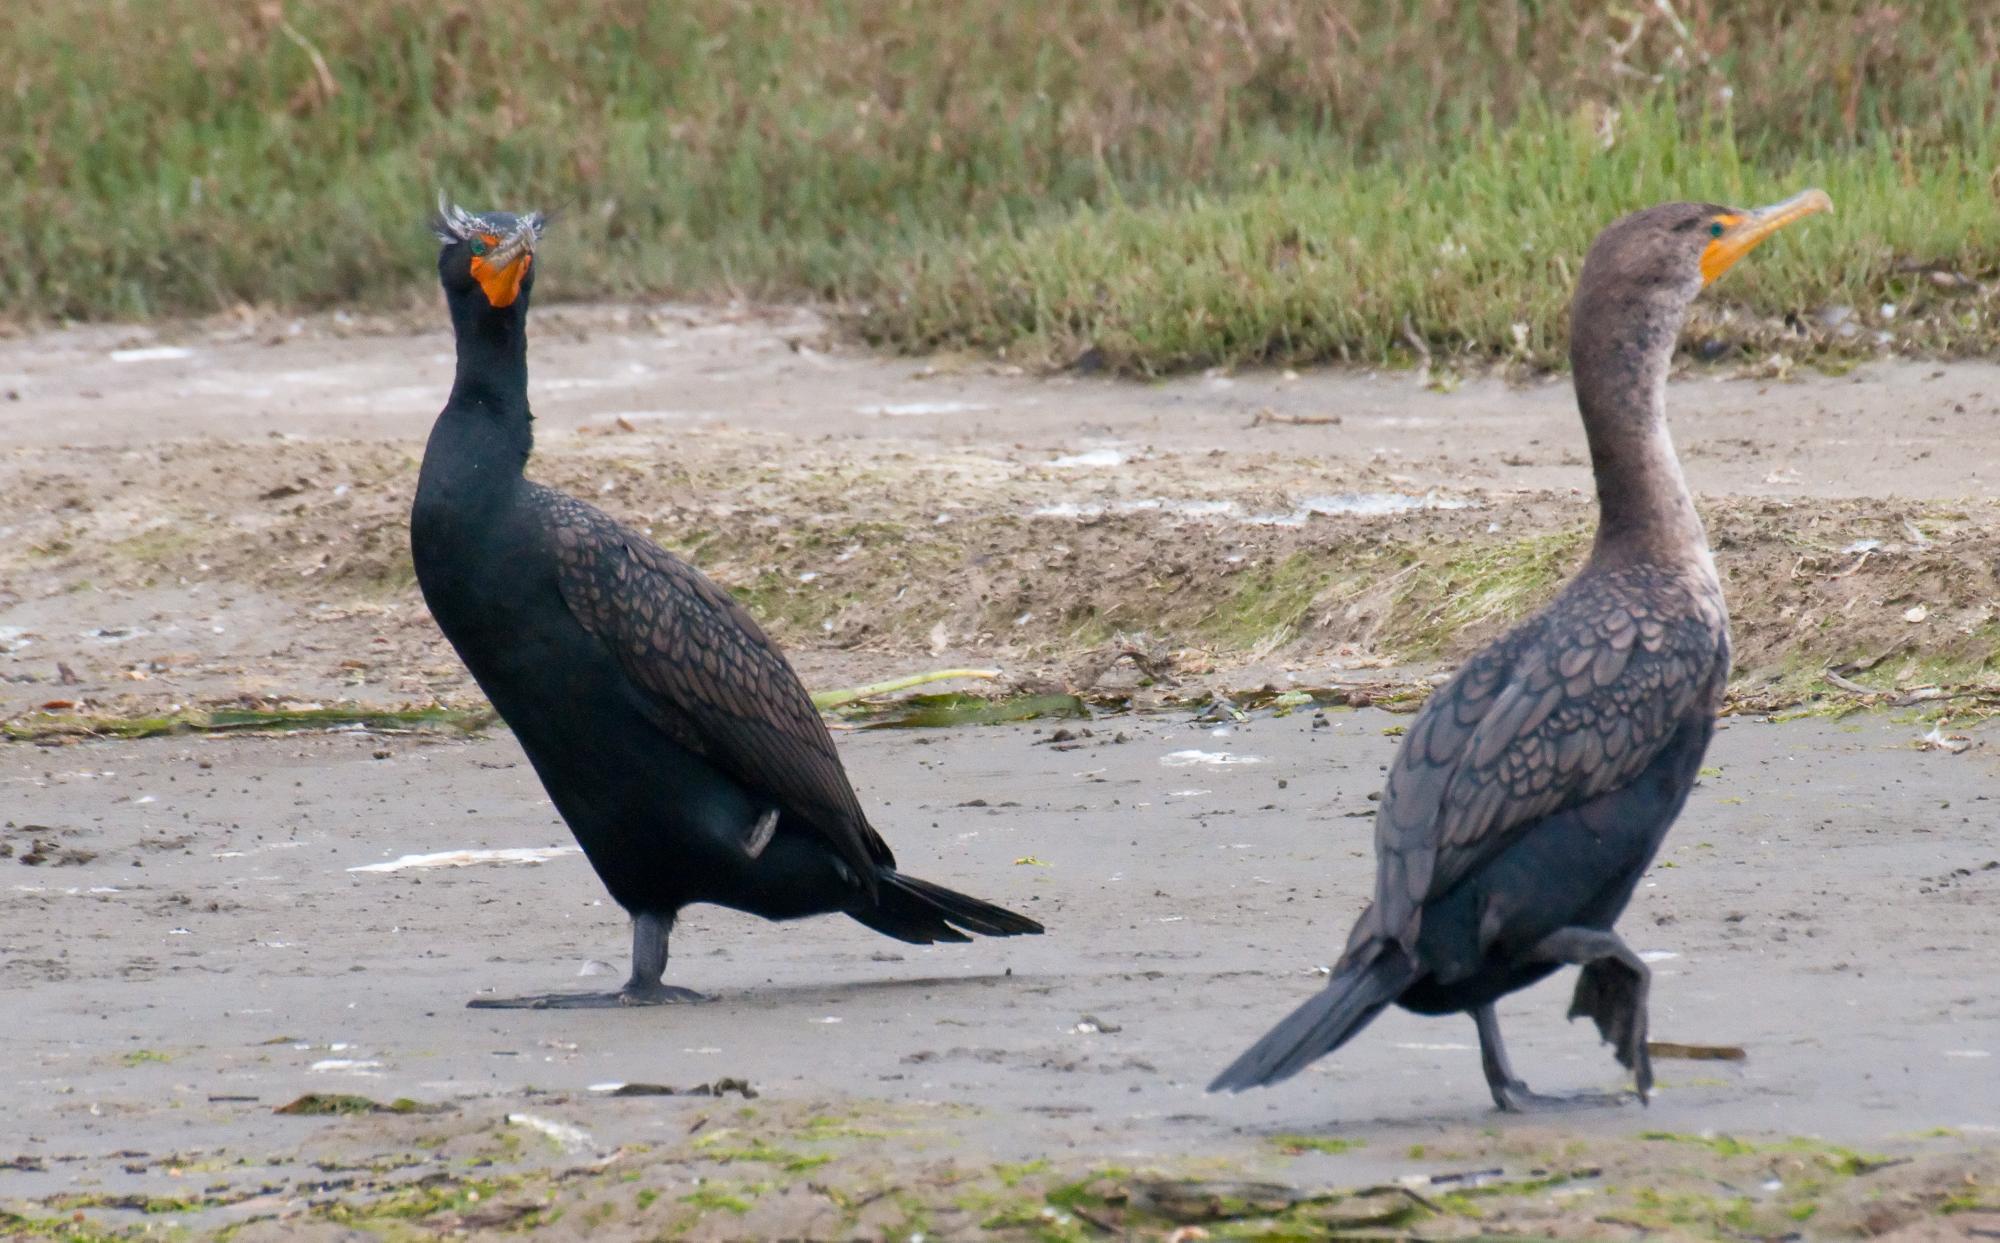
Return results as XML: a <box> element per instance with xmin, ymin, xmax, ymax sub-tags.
<box><xmin>441</xmin><ymin>294</ymin><xmax>533</xmax><ymax>470</ymax></box>
<box><xmin>1570</xmin><ymin>287</ymin><xmax>1708</xmax><ymax>572</ymax></box>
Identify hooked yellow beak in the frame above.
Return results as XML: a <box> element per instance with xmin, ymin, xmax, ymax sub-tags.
<box><xmin>469</xmin><ymin>221</ymin><xmax>537</xmax><ymax>308</ymax></box>
<box><xmin>1700</xmin><ymin>188</ymin><xmax>1833</xmax><ymax>287</ymax></box>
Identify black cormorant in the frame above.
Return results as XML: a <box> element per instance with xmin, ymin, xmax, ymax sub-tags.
<box><xmin>410</xmin><ymin>203</ymin><xmax>1042</xmax><ymax>1008</ymax></box>
<box><xmin>1210</xmin><ymin>190</ymin><xmax>1832</xmax><ymax>1108</ymax></box>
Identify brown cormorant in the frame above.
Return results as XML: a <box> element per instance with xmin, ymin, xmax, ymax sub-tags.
<box><xmin>1210</xmin><ymin>190</ymin><xmax>1832</xmax><ymax>1108</ymax></box>
<box><xmin>410</xmin><ymin>203</ymin><xmax>1042</xmax><ymax>1008</ymax></box>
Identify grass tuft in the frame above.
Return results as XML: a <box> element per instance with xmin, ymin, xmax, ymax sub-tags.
<box><xmin>6</xmin><ymin>1</ymin><xmax>1997</xmax><ymax>373</ymax></box>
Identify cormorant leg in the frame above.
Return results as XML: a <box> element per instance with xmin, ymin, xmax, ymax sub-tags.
<box><xmin>467</xmin><ymin>911</ymin><xmax>709</xmax><ymax>1010</ymax></box>
<box><xmin>1471</xmin><ymin>998</ymin><xmax>1634</xmax><ymax>1112</ymax></box>
<box><xmin>1472</xmin><ymin>1004</ymin><xmax>1532</xmax><ymax>1111</ymax></box>
<box><xmin>1530</xmin><ymin>926</ymin><xmax>1653</xmax><ymax>1103</ymax></box>
<box><xmin>617</xmin><ymin>911</ymin><xmax>709</xmax><ymax>1006</ymax></box>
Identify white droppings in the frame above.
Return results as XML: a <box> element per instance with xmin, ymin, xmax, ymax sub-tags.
<box><xmin>507</xmin><ymin>1113</ymin><xmax>598</xmax><ymax>1155</ymax></box>
<box><xmin>1639</xmin><ymin>950</ymin><xmax>1680</xmax><ymax>963</ymax></box>
<box><xmin>1253</xmin><ymin>491</ymin><xmax>1474</xmax><ymax>525</ymax></box>
<box><xmin>857</xmin><ymin>400</ymin><xmax>989</xmax><ymax>417</ymax></box>
<box><xmin>347</xmin><ymin>846</ymin><xmax>582</xmax><ymax>873</ymax></box>
<box><xmin>1030</xmin><ymin>492</ymin><xmax>1474</xmax><ymax>525</ymax></box>
<box><xmin>1047</xmin><ymin>447</ymin><xmax>1127</xmax><ymax>469</ymax></box>
<box><xmin>1160</xmin><ymin>750</ymin><xmax>1263</xmax><ymax>767</ymax></box>
<box><xmin>310</xmin><ymin>1059</ymin><xmax>383</xmax><ymax>1073</ymax></box>
<box><xmin>1393</xmin><ymin>1042</ymin><xmax>1477</xmax><ymax>1051</ymax></box>
<box><xmin>110</xmin><ymin>346</ymin><xmax>195</xmax><ymax>363</ymax></box>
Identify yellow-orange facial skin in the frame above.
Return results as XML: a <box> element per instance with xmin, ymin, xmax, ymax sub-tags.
<box><xmin>1700</xmin><ymin>188</ymin><xmax>1833</xmax><ymax>286</ymax></box>
<box><xmin>470</xmin><ymin>235</ymin><xmax>533</xmax><ymax>308</ymax></box>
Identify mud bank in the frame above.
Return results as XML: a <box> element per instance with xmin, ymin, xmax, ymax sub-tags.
<box><xmin>3</xmin><ymin>307</ymin><xmax>2000</xmax><ymax>733</ymax></box>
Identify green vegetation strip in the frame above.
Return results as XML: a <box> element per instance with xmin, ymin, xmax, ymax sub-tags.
<box><xmin>274</xmin><ymin>1093</ymin><xmax>449</xmax><ymax>1116</ymax></box>
<box><xmin>0</xmin><ymin>705</ymin><xmax>495</xmax><ymax>742</ymax></box>
<box><xmin>8</xmin><ymin>2</ymin><xmax>1996</xmax><ymax>372</ymax></box>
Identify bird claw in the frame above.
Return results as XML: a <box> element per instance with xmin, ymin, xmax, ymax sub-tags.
<box><xmin>619</xmin><ymin>983</ymin><xmax>711</xmax><ymax>1007</ymax></box>
<box><xmin>1491</xmin><ymin>1080</ymin><xmax>1639</xmax><ymax>1114</ymax></box>
<box><xmin>467</xmin><ymin>984</ymin><xmax>710</xmax><ymax>1010</ymax></box>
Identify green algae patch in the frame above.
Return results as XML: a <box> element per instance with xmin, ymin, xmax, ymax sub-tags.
<box><xmin>1384</xmin><ymin>528</ymin><xmax>1590</xmax><ymax>658</ymax></box>
<box><xmin>1198</xmin><ymin>551</ymin><xmax>1335</xmax><ymax>650</ymax></box>
<box><xmin>679</xmin><ymin>1185</ymin><xmax>756</xmax><ymax>1214</ymax></box>
<box><xmin>811</xmin><ymin>668</ymin><xmax>1002</xmax><ymax>710</ymax></box>
<box><xmin>843</xmin><ymin>691</ymin><xmax>1092</xmax><ymax>729</ymax></box>
<box><xmin>275</xmin><ymin>1093</ymin><xmax>450</xmax><ymax>1117</ymax></box>
<box><xmin>691</xmin><ymin>1136</ymin><xmax>833</xmax><ymax>1175</ymax></box>
<box><xmin>41</xmin><ymin>1193</ymin><xmax>205</xmax><ymax>1216</ymax></box>
<box><xmin>2</xmin><ymin>704</ymin><xmax>495</xmax><ymax>743</ymax></box>
<box><xmin>1637</xmin><ymin>1130</ymin><xmax>1894</xmax><ymax>1174</ymax></box>
<box><xmin>1270</xmin><ymin>1134</ymin><xmax>1366</xmax><ymax>1156</ymax></box>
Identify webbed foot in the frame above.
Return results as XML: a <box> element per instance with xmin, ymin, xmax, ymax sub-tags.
<box><xmin>1491</xmin><ymin>1079</ymin><xmax>1640</xmax><ymax>1114</ymax></box>
<box><xmin>468</xmin><ymin>983</ymin><xmax>710</xmax><ymax>1010</ymax></box>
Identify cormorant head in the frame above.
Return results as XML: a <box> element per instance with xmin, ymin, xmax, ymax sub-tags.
<box><xmin>1578</xmin><ymin>189</ymin><xmax>1832</xmax><ymax>311</ymax></box>
<box><xmin>1571</xmin><ymin>189</ymin><xmax>1831</xmax><ymax>385</ymax></box>
<box><xmin>433</xmin><ymin>197</ymin><xmax>545</xmax><ymax>312</ymax></box>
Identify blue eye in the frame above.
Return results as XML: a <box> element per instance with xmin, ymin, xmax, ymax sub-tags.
<box><xmin>469</xmin><ymin>237</ymin><xmax>489</xmax><ymax>256</ymax></box>
<box><xmin>1708</xmin><ymin>222</ymin><xmax>1725</xmax><ymax>238</ymax></box>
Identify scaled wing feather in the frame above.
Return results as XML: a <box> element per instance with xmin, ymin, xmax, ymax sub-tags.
<box><xmin>539</xmin><ymin>489</ymin><xmax>892</xmax><ymax>888</ymax></box>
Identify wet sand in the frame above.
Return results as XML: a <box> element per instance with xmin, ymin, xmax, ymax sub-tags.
<box><xmin>3</xmin><ymin>708</ymin><xmax>1996</xmax><ymax>1234</ymax></box>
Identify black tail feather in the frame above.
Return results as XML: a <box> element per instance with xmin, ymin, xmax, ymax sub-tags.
<box><xmin>849</xmin><ymin>870</ymin><xmax>1045</xmax><ymax>945</ymax></box>
<box><xmin>1209</xmin><ymin>947</ymin><xmax>1419</xmax><ymax>1092</ymax></box>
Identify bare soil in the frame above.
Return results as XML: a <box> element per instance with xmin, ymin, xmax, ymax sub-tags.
<box><xmin>3</xmin><ymin>306</ymin><xmax>2000</xmax><ymax>732</ymax></box>
<box><xmin>1</xmin><ymin>309</ymin><xmax>1998</xmax><ymax>1238</ymax></box>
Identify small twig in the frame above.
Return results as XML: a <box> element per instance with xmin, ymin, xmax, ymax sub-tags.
<box><xmin>1898</xmin><ymin>688</ymin><xmax>1999</xmax><ymax>709</ymax></box>
<box><xmin>1068</xmin><ymin>1203</ymin><xmax>1121</xmax><ymax>1234</ymax></box>
<box><xmin>1399</xmin><ymin>315</ymin><xmax>1432</xmax><ymax>362</ymax></box>
<box><xmin>277</xmin><ymin>19</ymin><xmax>340</xmax><ymax>104</ymax></box>
<box><xmin>1647</xmin><ymin>1040</ymin><xmax>1747</xmax><ymax>1061</ymax></box>
<box><xmin>846</xmin><ymin>1183</ymin><xmax>902</xmax><ymax>1210</ymax></box>
<box><xmin>1249</xmin><ymin>408</ymin><xmax>1342</xmax><ymax>427</ymax></box>
<box><xmin>1835</xmin><ymin>643</ymin><xmax>1911</xmax><ymax>674</ymax></box>
<box><xmin>1822</xmin><ymin>669</ymin><xmax>1879</xmax><ymax>697</ymax></box>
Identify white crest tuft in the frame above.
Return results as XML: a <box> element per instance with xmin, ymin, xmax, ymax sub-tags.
<box><xmin>432</xmin><ymin>192</ymin><xmax>481</xmax><ymax>243</ymax></box>
<box><xmin>431</xmin><ymin>193</ymin><xmax>546</xmax><ymax>246</ymax></box>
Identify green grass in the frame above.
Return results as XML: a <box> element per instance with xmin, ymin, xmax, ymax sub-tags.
<box><xmin>866</xmin><ymin>100</ymin><xmax>2000</xmax><ymax>372</ymax></box>
<box><xmin>6</xmin><ymin>1</ymin><xmax>1997</xmax><ymax>372</ymax></box>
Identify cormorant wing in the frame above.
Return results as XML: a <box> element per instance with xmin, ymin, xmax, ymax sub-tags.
<box><xmin>1369</xmin><ymin>571</ymin><xmax>1725</xmax><ymax>947</ymax></box>
<box><xmin>541</xmin><ymin>491</ymin><xmax>892</xmax><ymax>888</ymax></box>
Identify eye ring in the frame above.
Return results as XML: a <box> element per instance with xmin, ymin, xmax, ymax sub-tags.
<box><xmin>1708</xmin><ymin>222</ymin><xmax>1725</xmax><ymax>239</ymax></box>
<box><xmin>469</xmin><ymin>237</ymin><xmax>490</xmax><ymax>257</ymax></box>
